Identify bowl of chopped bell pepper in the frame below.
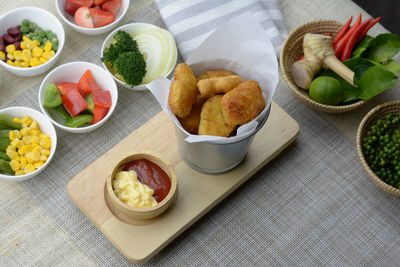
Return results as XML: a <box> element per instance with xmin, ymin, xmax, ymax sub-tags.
<box><xmin>38</xmin><ymin>61</ymin><xmax>118</xmax><ymax>133</ymax></box>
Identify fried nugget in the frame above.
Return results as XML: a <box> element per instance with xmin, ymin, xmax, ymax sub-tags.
<box><xmin>197</xmin><ymin>70</ymin><xmax>236</xmax><ymax>82</ymax></box>
<box><xmin>179</xmin><ymin>96</ymin><xmax>205</xmax><ymax>134</ymax></box>
<box><xmin>198</xmin><ymin>95</ymin><xmax>236</xmax><ymax>137</ymax></box>
<box><xmin>197</xmin><ymin>75</ymin><xmax>245</xmax><ymax>98</ymax></box>
<box><xmin>168</xmin><ymin>63</ymin><xmax>198</xmax><ymax>118</ymax></box>
<box><xmin>221</xmin><ymin>80</ymin><xmax>265</xmax><ymax>126</ymax></box>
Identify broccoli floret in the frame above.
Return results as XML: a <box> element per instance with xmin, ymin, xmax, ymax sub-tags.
<box><xmin>114</xmin><ymin>51</ymin><xmax>147</xmax><ymax>87</ymax></box>
<box><xmin>102</xmin><ymin>31</ymin><xmax>139</xmax><ymax>65</ymax></box>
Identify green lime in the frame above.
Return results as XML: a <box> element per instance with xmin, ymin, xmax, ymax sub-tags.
<box><xmin>309</xmin><ymin>76</ymin><xmax>343</xmax><ymax>105</ymax></box>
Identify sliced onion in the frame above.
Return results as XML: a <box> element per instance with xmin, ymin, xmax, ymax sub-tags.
<box><xmin>134</xmin><ymin>28</ymin><xmax>177</xmax><ymax>84</ymax></box>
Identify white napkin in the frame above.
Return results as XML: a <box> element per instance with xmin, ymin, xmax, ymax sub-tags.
<box><xmin>155</xmin><ymin>0</ymin><xmax>288</xmax><ymax>59</ymax></box>
<box><xmin>147</xmin><ymin>12</ymin><xmax>279</xmax><ymax>143</ymax></box>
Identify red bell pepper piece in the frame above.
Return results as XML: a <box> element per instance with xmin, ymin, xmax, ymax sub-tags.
<box><xmin>334</xmin><ymin>13</ymin><xmax>362</xmax><ymax>58</ymax></box>
<box><xmin>56</xmin><ymin>82</ymin><xmax>80</xmax><ymax>96</ymax></box>
<box><xmin>92</xmin><ymin>90</ymin><xmax>112</xmax><ymax>108</ymax></box>
<box><xmin>340</xmin><ymin>18</ymin><xmax>373</xmax><ymax>61</ymax></box>
<box><xmin>78</xmin><ymin>69</ymin><xmax>102</xmax><ymax>97</ymax></box>
<box><xmin>90</xmin><ymin>106</ymin><xmax>109</xmax><ymax>125</ymax></box>
<box><xmin>62</xmin><ymin>88</ymin><xmax>88</xmax><ymax>117</ymax></box>
<box><xmin>332</xmin><ymin>16</ymin><xmax>352</xmax><ymax>45</ymax></box>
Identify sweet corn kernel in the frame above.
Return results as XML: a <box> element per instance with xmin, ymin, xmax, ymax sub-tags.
<box><xmin>32</xmin><ymin>145</ymin><xmax>41</xmax><ymax>153</ymax></box>
<box><xmin>32</xmin><ymin>47</ymin><xmax>43</xmax><ymax>58</ymax></box>
<box><xmin>22</xmin><ymin>135</ymin><xmax>32</xmax><ymax>145</ymax></box>
<box><xmin>41</xmin><ymin>149</ymin><xmax>50</xmax><ymax>156</ymax></box>
<box><xmin>34</xmin><ymin>161</ymin><xmax>44</xmax><ymax>169</ymax></box>
<box><xmin>7</xmin><ymin>53</ymin><xmax>14</xmax><ymax>60</ymax></box>
<box><xmin>26</xmin><ymin>151</ymin><xmax>40</xmax><ymax>162</ymax></box>
<box><xmin>30</xmin><ymin>129</ymin><xmax>40</xmax><ymax>136</ymax></box>
<box><xmin>6</xmin><ymin>44</ymin><xmax>16</xmax><ymax>53</ymax></box>
<box><xmin>20</xmin><ymin>158</ymin><xmax>27</xmax><ymax>169</ymax></box>
<box><xmin>14</xmin><ymin>61</ymin><xmax>22</xmax><ymax>67</ymax></box>
<box><xmin>9</xmin><ymin>131</ymin><xmax>15</xmax><ymax>140</ymax></box>
<box><xmin>20</xmin><ymin>41</ymin><xmax>27</xmax><ymax>49</ymax></box>
<box><xmin>13</xmin><ymin>50</ymin><xmax>22</xmax><ymax>61</ymax></box>
<box><xmin>21</xmin><ymin>61</ymin><xmax>30</xmax><ymax>68</ymax></box>
<box><xmin>27</xmin><ymin>41</ymin><xmax>38</xmax><ymax>50</ymax></box>
<box><xmin>6</xmin><ymin>149</ymin><xmax>19</xmax><ymax>160</ymax></box>
<box><xmin>21</xmin><ymin>116</ymin><xmax>32</xmax><ymax>125</ymax></box>
<box><xmin>9</xmin><ymin>160</ymin><xmax>21</xmax><ymax>172</ymax></box>
<box><xmin>24</xmin><ymin>164</ymin><xmax>35</xmax><ymax>174</ymax></box>
<box><xmin>30</xmin><ymin>120</ymin><xmax>38</xmax><ymax>130</ymax></box>
<box><xmin>0</xmin><ymin>51</ymin><xmax>5</xmax><ymax>61</ymax></box>
<box><xmin>6</xmin><ymin>146</ymin><xmax>16</xmax><ymax>153</ymax></box>
<box><xmin>30</xmin><ymin>57</ymin><xmax>40</xmax><ymax>67</ymax></box>
<box><xmin>39</xmin><ymin>155</ymin><xmax>47</xmax><ymax>162</ymax></box>
<box><xmin>15</xmin><ymin>170</ymin><xmax>25</xmax><ymax>176</ymax></box>
<box><xmin>20</xmin><ymin>128</ymin><xmax>30</xmax><ymax>136</ymax></box>
<box><xmin>39</xmin><ymin>139</ymin><xmax>51</xmax><ymax>149</ymax></box>
<box><xmin>22</xmin><ymin>36</ymin><xmax>30</xmax><ymax>42</ymax></box>
<box><xmin>50</xmin><ymin>50</ymin><xmax>55</xmax><ymax>56</ymax></box>
<box><xmin>6</xmin><ymin>60</ymin><xmax>15</xmax><ymax>66</ymax></box>
<box><xmin>42</xmin><ymin>51</ymin><xmax>52</xmax><ymax>60</ymax></box>
<box><xmin>11</xmin><ymin>138</ymin><xmax>23</xmax><ymax>149</ymax></box>
<box><xmin>18</xmin><ymin>145</ymin><xmax>27</xmax><ymax>156</ymax></box>
<box><xmin>31</xmin><ymin>136</ymin><xmax>40</xmax><ymax>144</ymax></box>
<box><xmin>43</xmin><ymin>42</ymin><xmax>52</xmax><ymax>52</ymax></box>
<box><xmin>13</xmin><ymin>118</ymin><xmax>21</xmax><ymax>123</ymax></box>
<box><xmin>32</xmin><ymin>40</ymin><xmax>40</xmax><ymax>47</ymax></box>
<box><xmin>39</xmin><ymin>57</ymin><xmax>48</xmax><ymax>64</ymax></box>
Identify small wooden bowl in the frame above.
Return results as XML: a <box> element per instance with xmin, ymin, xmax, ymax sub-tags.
<box><xmin>357</xmin><ymin>101</ymin><xmax>400</xmax><ymax>197</ymax></box>
<box><xmin>280</xmin><ymin>20</ymin><xmax>367</xmax><ymax>113</ymax></box>
<box><xmin>105</xmin><ymin>151</ymin><xmax>178</xmax><ymax>220</ymax></box>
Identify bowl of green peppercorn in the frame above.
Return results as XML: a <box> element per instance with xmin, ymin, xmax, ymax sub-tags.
<box><xmin>357</xmin><ymin>101</ymin><xmax>400</xmax><ymax>197</ymax></box>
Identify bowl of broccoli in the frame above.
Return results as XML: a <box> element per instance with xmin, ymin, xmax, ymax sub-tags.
<box><xmin>101</xmin><ymin>23</ymin><xmax>177</xmax><ymax>90</ymax></box>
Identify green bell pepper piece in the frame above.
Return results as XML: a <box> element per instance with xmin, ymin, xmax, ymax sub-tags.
<box><xmin>0</xmin><ymin>130</ymin><xmax>10</xmax><ymax>139</ymax></box>
<box><xmin>43</xmin><ymin>83</ymin><xmax>62</xmax><ymax>108</ymax></box>
<box><xmin>0</xmin><ymin>159</ymin><xmax>14</xmax><ymax>175</ymax></box>
<box><xmin>85</xmin><ymin>93</ymin><xmax>95</xmax><ymax>113</ymax></box>
<box><xmin>0</xmin><ymin>114</ymin><xmax>22</xmax><ymax>129</ymax></box>
<box><xmin>64</xmin><ymin>114</ymin><xmax>93</xmax><ymax>128</ymax></box>
<box><xmin>0</xmin><ymin>138</ymin><xmax>11</xmax><ymax>151</ymax></box>
<box><xmin>0</xmin><ymin>151</ymin><xmax>10</xmax><ymax>161</ymax></box>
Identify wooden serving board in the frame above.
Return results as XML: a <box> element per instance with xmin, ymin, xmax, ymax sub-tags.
<box><xmin>67</xmin><ymin>101</ymin><xmax>299</xmax><ymax>264</ymax></box>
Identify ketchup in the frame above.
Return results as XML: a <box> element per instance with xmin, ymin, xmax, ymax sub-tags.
<box><xmin>123</xmin><ymin>159</ymin><xmax>171</xmax><ymax>202</ymax></box>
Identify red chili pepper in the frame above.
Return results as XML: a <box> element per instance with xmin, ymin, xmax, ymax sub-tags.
<box><xmin>334</xmin><ymin>13</ymin><xmax>362</xmax><ymax>58</ymax></box>
<box><xmin>340</xmin><ymin>18</ymin><xmax>373</xmax><ymax>61</ymax></box>
<box><xmin>332</xmin><ymin>16</ymin><xmax>352</xmax><ymax>45</ymax></box>
<box><xmin>359</xmin><ymin>17</ymin><xmax>381</xmax><ymax>41</ymax></box>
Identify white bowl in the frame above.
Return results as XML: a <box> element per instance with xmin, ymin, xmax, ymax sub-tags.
<box><xmin>0</xmin><ymin>107</ymin><xmax>57</xmax><ymax>182</ymax></box>
<box><xmin>39</xmin><ymin>61</ymin><xmax>118</xmax><ymax>133</ymax></box>
<box><xmin>55</xmin><ymin>0</ymin><xmax>130</xmax><ymax>35</ymax></box>
<box><xmin>0</xmin><ymin>7</ymin><xmax>65</xmax><ymax>77</ymax></box>
<box><xmin>101</xmin><ymin>23</ymin><xmax>177</xmax><ymax>90</ymax></box>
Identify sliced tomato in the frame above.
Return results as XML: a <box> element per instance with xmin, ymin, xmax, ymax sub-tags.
<box><xmin>62</xmin><ymin>88</ymin><xmax>88</xmax><ymax>117</ymax></box>
<box><xmin>90</xmin><ymin>106</ymin><xmax>109</xmax><ymax>125</ymax></box>
<box><xmin>56</xmin><ymin>82</ymin><xmax>80</xmax><ymax>96</ymax></box>
<box><xmin>92</xmin><ymin>90</ymin><xmax>112</xmax><ymax>108</ymax></box>
<box><xmin>78</xmin><ymin>69</ymin><xmax>102</xmax><ymax>97</ymax></box>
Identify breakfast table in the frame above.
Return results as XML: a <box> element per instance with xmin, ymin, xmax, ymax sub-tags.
<box><xmin>1</xmin><ymin>0</ymin><xmax>400</xmax><ymax>266</ymax></box>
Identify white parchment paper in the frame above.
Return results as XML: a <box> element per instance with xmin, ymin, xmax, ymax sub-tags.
<box><xmin>147</xmin><ymin>12</ymin><xmax>279</xmax><ymax>143</ymax></box>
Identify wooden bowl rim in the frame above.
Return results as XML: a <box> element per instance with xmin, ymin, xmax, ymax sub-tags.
<box><xmin>280</xmin><ymin>19</ymin><xmax>367</xmax><ymax>113</ymax></box>
<box><xmin>105</xmin><ymin>150</ymin><xmax>178</xmax><ymax>214</ymax></box>
<box><xmin>356</xmin><ymin>101</ymin><xmax>400</xmax><ymax>197</ymax></box>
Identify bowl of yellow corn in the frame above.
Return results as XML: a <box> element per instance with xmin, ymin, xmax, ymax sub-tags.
<box><xmin>0</xmin><ymin>7</ymin><xmax>65</xmax><ymax>77</ymax></box>
<box><xmin>0</xmin><ymin>106</ymin><xmax>57</xmax><ymax>182</ymax></box>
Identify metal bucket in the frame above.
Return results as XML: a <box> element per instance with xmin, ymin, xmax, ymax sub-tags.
<box><xmin>174</xmin><ymin>105</ymin><xmax>271</xmax><ymax>174</ymax></box>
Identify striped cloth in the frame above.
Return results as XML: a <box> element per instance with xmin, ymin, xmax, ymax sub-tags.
<box><xmin>155</xmin><ymin>0</ymin><xmax>288</xmax><ymax>60</ymax></box>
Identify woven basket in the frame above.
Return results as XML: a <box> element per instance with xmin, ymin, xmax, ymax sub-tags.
<box><xmin>280</xmin><ymin>20</ymin><xmax>367</xmax><ymax>113</ymax></box>
<box><xmin>356</xmin><ymin>101</ymin><xmax>400</xmax><ymax>197</ymax></box>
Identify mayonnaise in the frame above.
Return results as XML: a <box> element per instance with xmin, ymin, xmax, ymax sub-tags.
<box><xmin>112</xmin><ymin>170</ymin><xmax>157</xmax><ymax>208</ymax></box>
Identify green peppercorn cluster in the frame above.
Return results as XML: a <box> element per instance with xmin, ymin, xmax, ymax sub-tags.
<box><xmin>362</xmin><ymin>113</ymin><xmax>400</xmax><ymax>188</ymax></box>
